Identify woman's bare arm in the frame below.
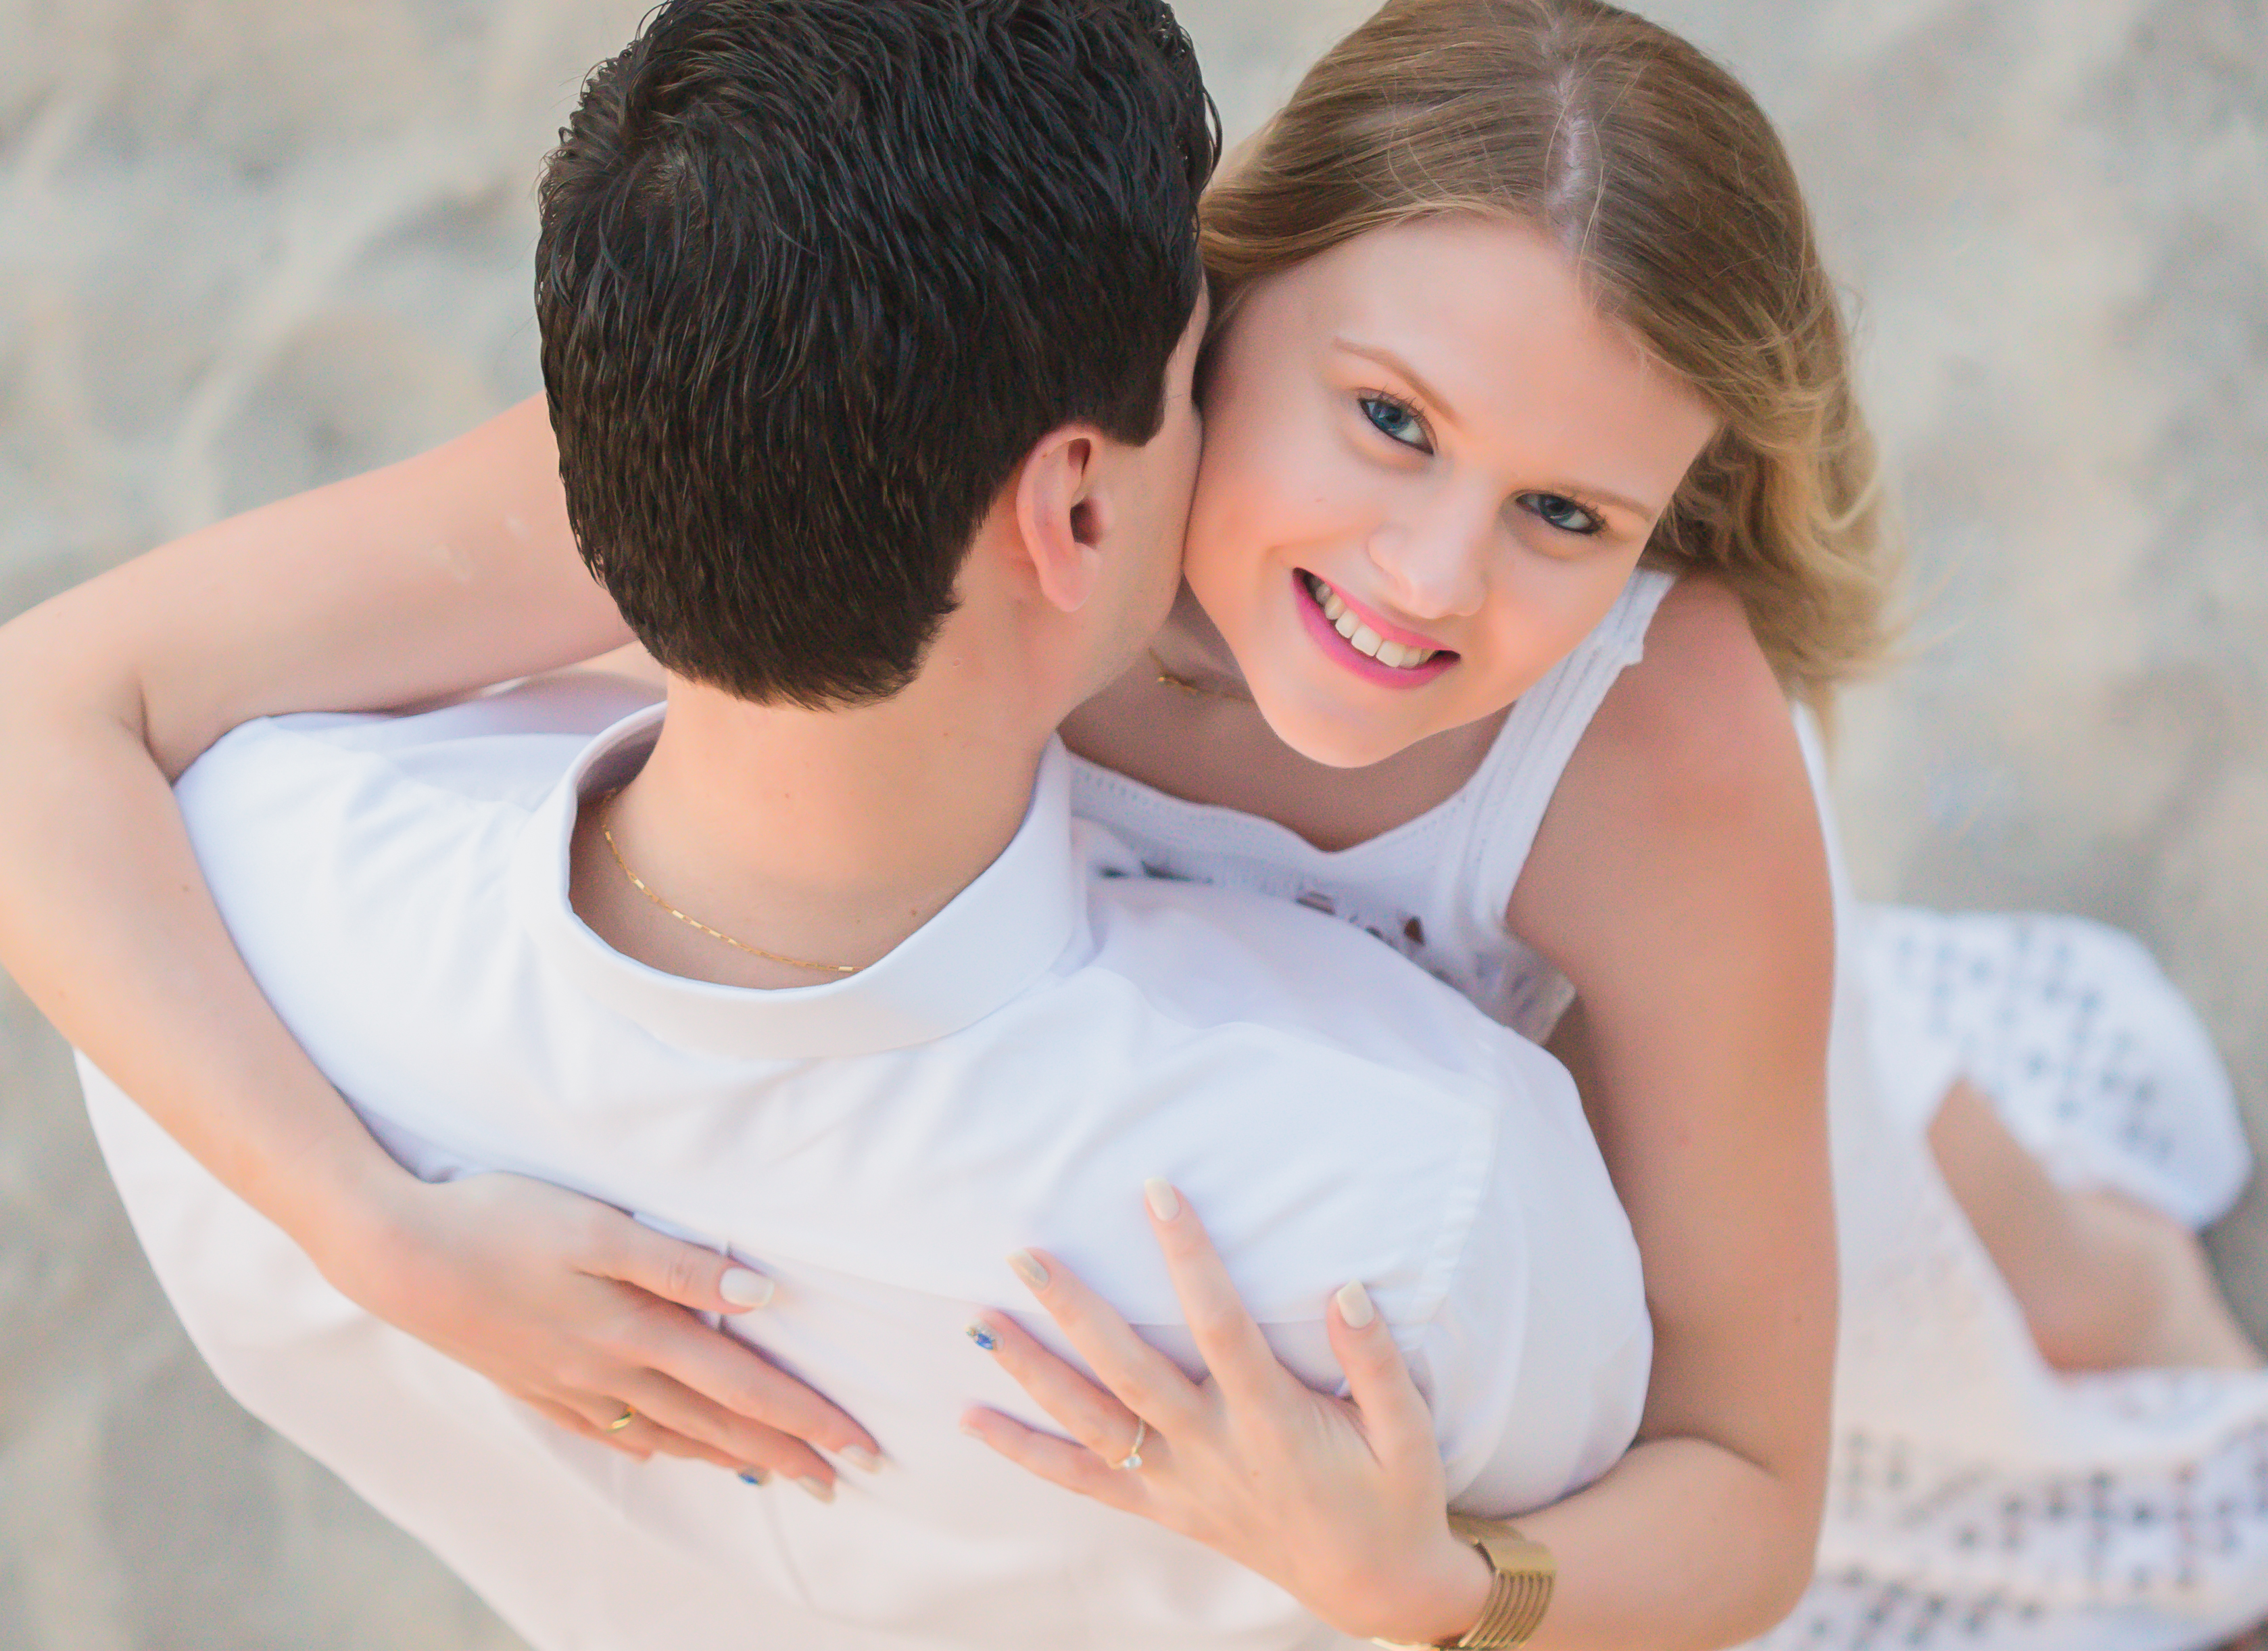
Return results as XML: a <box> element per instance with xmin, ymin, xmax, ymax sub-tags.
<box><xmin>0</xmin><ymin>396</ymin><xmax>876</xmax><ymax>1485</ymax></box>
<box><xmin>1501</xmin><ymin>575</ymin><xmax>1838</xmax><ymax>1645</ymax></box>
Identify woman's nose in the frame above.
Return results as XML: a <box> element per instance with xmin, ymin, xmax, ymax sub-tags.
<box><xmin>1365</xmin><ymin>505</ymin><xmax>1490</xmax><ymax>620</ymax></box>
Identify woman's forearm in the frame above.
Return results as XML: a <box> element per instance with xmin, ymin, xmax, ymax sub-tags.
<box><xmin>0</xmin><ymin>646</ymin><xmax>412</xmax><ymax>1272</ymax></box>
<box><xmin>1486</xmin><ymin>1435</ymin><xmax>1818</xmax><ymax>1651</ymax></box>
<box><xmin>0</xmin><ymin>396</ymin><xmax>621</xmax><ymax>1268</ymax></box>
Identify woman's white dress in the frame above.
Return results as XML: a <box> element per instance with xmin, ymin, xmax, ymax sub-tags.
<box><xmin>1069</xmin><ymin>569</ymin><xmax>2268</xmax><ymax>1650</ymax></box>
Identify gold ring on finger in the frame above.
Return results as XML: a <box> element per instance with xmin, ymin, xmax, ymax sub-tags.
<box><xmin>1113</xmin><ymin>1418</ymin><xmax>1148</xmax><ymax>1471</ymax></box>
<box><xmin>606</xmin><ymin>1406</ymin><xmax>637</xmax><ymax>1433</ymax></box>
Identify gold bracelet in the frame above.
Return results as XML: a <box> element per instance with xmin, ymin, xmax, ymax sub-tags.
<box><xmin>1372</xmin><ymin>1520</ymin><xmax>1555</xmax><ymax>1651</ymax></box>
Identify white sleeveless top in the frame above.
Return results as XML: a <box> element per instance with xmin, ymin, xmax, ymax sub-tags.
<box><xmin>1069</xmin><ymin>569</ymin><xmax>1676</xmax><ymax>1043</ymax></box>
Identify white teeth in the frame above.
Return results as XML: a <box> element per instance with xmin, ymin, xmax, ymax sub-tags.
<box><xmin>1302</xmin><ymin>573</ymin><xmax>1439</xmax><ymax>670</ymax></box>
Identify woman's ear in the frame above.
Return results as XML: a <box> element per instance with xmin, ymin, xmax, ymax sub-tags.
<box><xmin>1013</xmin><ymin>427</ymin><xmax>1108</xmax><ymax>614</ymax></box>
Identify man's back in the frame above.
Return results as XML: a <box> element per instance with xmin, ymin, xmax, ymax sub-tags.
<box><xmin>82</xmin><ymin>675</ymin><xmax>1647</xmax><ymax>1650</ymax></box>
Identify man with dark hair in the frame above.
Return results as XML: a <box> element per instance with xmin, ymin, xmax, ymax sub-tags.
<box><xmin>78</xmin><ymin>3</ymin><xmax>1649</xmax><ymax>1647</ymax></box>
<box><xmin>536</xmin><ymin>0</ymin><xmax>1216</xmax><ymax>707</ymax></box>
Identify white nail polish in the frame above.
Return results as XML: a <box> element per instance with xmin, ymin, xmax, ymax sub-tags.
<box><xmin>720</xmin><ymin>1268</ymin><xmax>775</xmax><ymax>1308</ymax></box>
<box><xmin>795</xmin><ymin>1476</ymin><xmax>835</xmax><ymax>1504</ymax></box>
<box><xmin>840</xmin><ymin>1445</ymin><xmax>881</xmax><ymax>1474</ymax></box>
<box><xmin>1334</xmin><ymin>1279</ymin><xmax>1376</xmax><ymax>1330</ymax></box>
<box><xmin>1007</xmin><ymin>1249</ymin><xmax>1050</xmax><ymax>1290</ymax></box>
<box><xmin>1143</xmin><ymin>1178</ymin><xmax>1180</xmax><ymax>1222</ymax></box>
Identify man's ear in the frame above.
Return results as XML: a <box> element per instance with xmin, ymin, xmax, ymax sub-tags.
<box><xmin>1013</xmin><ymin>427</ymin><xmax>1108</xmax><ymax>614</ymax></box>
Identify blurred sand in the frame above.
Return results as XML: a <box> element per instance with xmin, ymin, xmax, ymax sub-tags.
<box><xmin>1</xmin><ymin>0</ymin><xmax>2263</xmax><ymax>1643</ymax></box>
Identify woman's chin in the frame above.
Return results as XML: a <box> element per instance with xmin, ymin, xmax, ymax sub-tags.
<box><xmin>1250</xmin><ymin>692</ymin><xmax>1424</xmax><ymax>771</ymax></box>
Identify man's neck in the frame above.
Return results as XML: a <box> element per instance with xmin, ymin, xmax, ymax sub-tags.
<box><xmin>570</xmin><ymin>673</ymin><xmax>1052</xmax><ymax>990</ymax></box>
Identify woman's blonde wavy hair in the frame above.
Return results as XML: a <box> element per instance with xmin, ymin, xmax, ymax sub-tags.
<box><xmin>1201</xmin><ymin>0</ymin><xmax>1898</xmax><ymax>699</ymax></box>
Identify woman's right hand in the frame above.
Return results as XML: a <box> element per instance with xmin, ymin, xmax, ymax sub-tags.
<box><xmin>322</xmin><ymin>1168</ymin><xmax>881</xmax><ymax>1492</ymax></box>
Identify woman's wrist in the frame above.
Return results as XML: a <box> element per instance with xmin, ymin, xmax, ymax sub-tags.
<box><xmin>1368</xmin><ymin>1528</ymin><xmax>1498</xmax><ymax>1648</ymax></box>
<box><xmin>264</xmin><ymin>1118</ymin><xmax>431</xmax><ymax>1303</ymax></box>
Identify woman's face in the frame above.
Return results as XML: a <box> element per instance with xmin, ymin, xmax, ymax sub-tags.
<box><xmin>1182</xmin><ymin>214</ymin><xmax>1721</xmax><ymax>769</ymax></box>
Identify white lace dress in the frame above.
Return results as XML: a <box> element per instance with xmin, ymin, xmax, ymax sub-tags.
<box><xmin>1069</xmin><ymin>569</ymin><xmax>2268</xmax><ymax>1650</ymax></box>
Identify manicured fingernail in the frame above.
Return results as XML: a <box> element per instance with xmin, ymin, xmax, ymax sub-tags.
<box><xmin>966</xmin><ymin>1323</ymin><xmax>999</xmax><ymax>1353</ymax></box>
<box><xmin>1144</xmin><ymin>1178</ymin><xmax>1180</xmax><ymax>1222</ymax></box>
<box><xmin>738</xmin><ymin>1468</ymin><xmax>769</xmax><ymax>1487</ymax></box>
<box><xmin>720</xmin><ymin>1268</ymin><xmax>775</xmax><ymax>1308</ymax></box>
<box><xmin>840</xmin><ymin>1445</ymin><xmax>881</xmax><ymax>1474</ymax></box>
<box><xmin>1334</xmin><ymin>1279</ymin><xmax>1376</xmax><ymax>1330</ymax></box>
<box><xmin>1007</xmin><ymin>1249</ymin><xmax>1050</xmax><ymax>1290</ymax></box>
<box><xmin>794</xmin><ymin>1476</ymin><xmax>834</xmax><ymax>1504</ymax></box>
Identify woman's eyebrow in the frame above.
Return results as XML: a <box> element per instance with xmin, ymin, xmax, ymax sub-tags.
<box><xmin>1330</xmin><ymin>337</ymin><xmax>1462</xmax><ymax>427</ymax></box>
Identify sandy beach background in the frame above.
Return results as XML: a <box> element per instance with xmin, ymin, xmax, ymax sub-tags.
<box><xmin>2</xmin><ymin>0</ymin><xmax>2263</xmax><ymax>1644</ymax></box>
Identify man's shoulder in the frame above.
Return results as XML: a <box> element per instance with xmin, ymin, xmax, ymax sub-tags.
<box><xmin>169</xmin><ymin>675</ymin><xmax>653</xmax><ymax>1066</ymax></box>
<box><xmin>180</xmin><ymin>672</ymin><xmax>659</xmax><ymax>819</ymax></box>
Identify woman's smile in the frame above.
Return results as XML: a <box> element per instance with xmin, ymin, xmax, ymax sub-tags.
<box><xmin>1292</xmin><ymin>570</ymin><xmax>1457</xmax><ymax>687</ymax></box>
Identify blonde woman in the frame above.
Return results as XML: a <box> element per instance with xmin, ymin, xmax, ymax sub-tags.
<box><xmin>2</xmin><ymin>2</ymin><xmax>2262</xmax><ymax>1647</ymax></box>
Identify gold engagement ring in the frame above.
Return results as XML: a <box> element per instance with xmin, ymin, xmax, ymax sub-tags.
<box><xmin>1114</xmin><ymin>1418</ymin><xmax>1148</xmax><ymax>1471</ymax></box>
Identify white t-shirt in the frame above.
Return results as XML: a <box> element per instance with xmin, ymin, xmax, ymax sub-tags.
<box><xmin>79</xmin><ymin>675</ymin><xmax>1649</xmax><ymax>1651</ymax></box>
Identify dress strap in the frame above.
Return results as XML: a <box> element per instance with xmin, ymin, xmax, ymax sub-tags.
<box><xmin>1449</xmin><ymin>569</ymin><xmax>1677</xmax><ymax>942</ymax></box>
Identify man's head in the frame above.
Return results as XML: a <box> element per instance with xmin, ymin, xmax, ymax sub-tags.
<box><xmin>535</xmin><ymin>0</ymin><xmax>1216</xmax><ymax>709</ymax></box>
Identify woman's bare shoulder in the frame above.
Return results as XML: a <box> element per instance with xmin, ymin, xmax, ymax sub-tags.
<box><xmin>1511</xmin><ymin>573</ymin><xmax>1827</xmax><ymax>975</ymax></box>
<box><xmin>1582</xmin><ymin>575</ymin><xmax>1799</xmax><ymax>813</ymax></box>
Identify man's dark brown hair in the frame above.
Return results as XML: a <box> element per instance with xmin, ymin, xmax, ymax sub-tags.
<box><xmin>536</xmin><ymin>0</ymin><xmax>1216</xmax><ymax>707</ymax></box>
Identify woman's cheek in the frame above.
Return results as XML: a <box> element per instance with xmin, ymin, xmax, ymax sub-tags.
<box><xmin>1178</xmin><ymin>491</ymin><xmax>1240</xmax><ymax>606</ymax></box>
<box><xmin>1185</xmin><ymin>467</ymin><xmax>1284</xmax><ymax>607</ymax></box>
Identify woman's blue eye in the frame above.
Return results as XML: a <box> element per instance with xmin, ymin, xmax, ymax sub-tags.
<box><xmin>1359</xmin><ymin>395</ymin><xmax>1429</xmax><ymax>451</ymax></box>
<box><xmin>1520</xmin><ymin>492</ymin><xmax>1603</xmax><ymax>536</ymax></box>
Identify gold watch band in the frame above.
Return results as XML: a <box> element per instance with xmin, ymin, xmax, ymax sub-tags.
<box><xmin>1445</xmin><ymin>1518</ymin><xmax>1554</xmax><ymax>1648</ymax></box>
<box><xmin>1370</xmin><ymin>1520</ymin><xmax>1555</xmax><ymax>1651</ymax></box>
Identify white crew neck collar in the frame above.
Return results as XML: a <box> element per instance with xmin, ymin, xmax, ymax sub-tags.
<box><xmin>511</xmin><ymin>704</ymin><xmax>1080</xmax><ymax>1059</ymax></box>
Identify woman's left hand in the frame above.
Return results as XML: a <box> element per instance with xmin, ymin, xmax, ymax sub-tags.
<box><xmin>960</xmin><ymin>1180</ymin><xmax>1493</xmax><ymax>1647</ymax></box>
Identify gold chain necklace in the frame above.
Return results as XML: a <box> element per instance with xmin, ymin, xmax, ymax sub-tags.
<box><xmin>1149</xmin><ymin>647</ymin><xmax>1253</xmax><ymax>704</ymax></box>
<box><xmin>598</xmin><ymin>795</ymin><xmax>860</xmax><ymax>976</ymax></box>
